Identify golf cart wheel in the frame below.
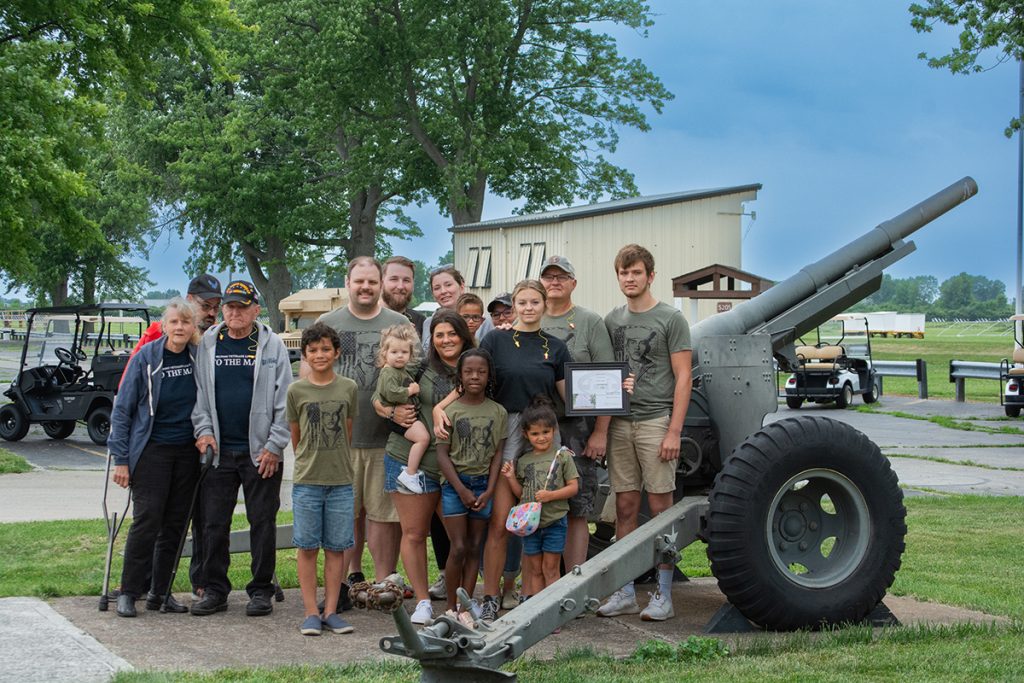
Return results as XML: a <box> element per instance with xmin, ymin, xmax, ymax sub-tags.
<box><xmin>705</xmin><ymin>416</ymin><xmax>906</xmax><ymax>631</ymax></box>
<box><xmin>0</xmin><ymin>404</ymin><xmax>29</xmax><ymax>441</ymax></box>
<box><xmin>835</xmin><ymin>383</ymin><xmax>853</xmax><ymax>409</ymax></box>
<box><xmin>863</xmin><ymin>378</ymin><xmax>880</xmax><ymax>404</ymax></box>
<box><xmin>786</xmin><ymin>396</ymin><xmax>803</xmax><ymax>410</ymax></box>
<box><xmin>42</xmin><ymin>421</ymin><xmax>76</xmax><ymax>439</ymax></box>
<box><xmin>1006</xmin><ymin>406</ymin><xmax>1021</xmax><ymax>418</ymax></box>
<box><xmin>86</xmin><ymin>406</ymin><xmax>112</xmax><ymax>445</ymax></box>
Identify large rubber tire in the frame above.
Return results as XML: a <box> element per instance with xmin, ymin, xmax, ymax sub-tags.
<box><xmin>1006</xmin><ymin>406</ymin><xmax>1021</xmax><ymax>418</ymax></box>
<box><xmin>863</xmin><ymin>378</ymin><xmax>880</xmax><ymax>404</ymax></box>
<box><xmin>705</xmin><ymin>416</ymin><xmax>906</xmax><ymax>630</ymax></box>
<box><xmin>86</xmin><ymin>406</ymin><xmax>112</xmax><ymax>446</ymax></box>
<box><xmin>786</xmin><ymin>396</ymin><xmax>803</xmax><ymax>410</ymax></box>
<box><xmin>42</xmin><ymin>421</ymin><xmax>76</xmax><ymax>439</ymax></box>
<box><xmin>834</xmin><ymin>383</ymin><xmax>853</xmax><ymax>409</ymax></box>
<box><xmin>0</xmin><ymin>404</ymin><xmax>29</xmax><ymax>442</ymax></box>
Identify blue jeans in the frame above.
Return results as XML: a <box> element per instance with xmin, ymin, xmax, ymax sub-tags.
<box><xmin>292</xmin><ymin>484</ymin><xmax>355</xmax><ymax>552</ymax></box>
<box><xmin>523</xmin><ymin>516</ymin><xmax>568</xmax><ymax>556</ymax></box>
<box><xmin>441</xmin><ymin>473</ymin><xmax>493</xmax><ymax>520</ymax></box>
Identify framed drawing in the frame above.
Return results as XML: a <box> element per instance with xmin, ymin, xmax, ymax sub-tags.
<box><xmin>564</xmin><ymin>362</ymin><xmax>631</xmax><ymax>416</ymax></box>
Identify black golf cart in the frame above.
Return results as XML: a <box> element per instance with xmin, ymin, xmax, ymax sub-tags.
<box><xmin>0</xmin><ymin>303</ymin><xmax>150</xmax><ymax>445</ymax></box>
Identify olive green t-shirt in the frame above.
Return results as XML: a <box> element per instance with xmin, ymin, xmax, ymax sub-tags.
<box><xmin>604</xmin><ymin>301</ymin><xmax>691</xmax><ymax>421</ymax></box>
<box><xmin>437</xmin><ymin>398</ymin><xmax>508</xmax><ymax>476</ymax></box>
<box><xmin>285</xmin><ymin>376</ymin><xmax>358</xmax><ymax>485</ymax></box>
<box><xmin>374</xmin><ymin>365</ymin><xmax>415</xmax><ymax>406</ymax></box>
<box><xmin>515</xmin><ymin>447</ymin><xmax>579</xmax><ymax>529</ymax></box>
<box><xmin>385</xmin><ymin>362</ymin><xmax>457</xmax><ymax>478</ymax></box>
<box><xmin>542</xmin><ymin>305</ymin><xmax>615</xmax><ymax>364</ymax></box>
<box><xmin>317</xmin><ymin>306</ymin><xmax>409</xmax><ymax>448</ymax></box>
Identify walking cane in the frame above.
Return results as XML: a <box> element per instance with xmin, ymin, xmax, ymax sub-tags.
<box><xmin>99</xmin><ymin>454</ymin><xmax>130</xmax><ymax>611</ymax></box>
<box><xmin>159</xmin><ymin>446</ymin><xmax>215</xmax><ymax>612</ymax></box>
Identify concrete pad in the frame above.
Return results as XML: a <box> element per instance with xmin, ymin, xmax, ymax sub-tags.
<box><xmin>50</xmin><ymin>580</ymin><xmax>1007</xmax><ymax>674</ymax></box>
<box><xmin>887</xmin><ymin>447</ymin><xmax>1024</xmax><ymax>470</ymax></box>
<box><xmin>0</xmin><ymin>597</ymin><xmax>132</xmax><ymax>683</ymax></box>
<box><xmin>887</xmin><ymin>456</ymin><xmax>1024</xmax><ymax>496</ymax></box>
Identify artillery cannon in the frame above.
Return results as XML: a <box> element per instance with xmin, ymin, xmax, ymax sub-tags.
<box><xmin>378</xmin><ymin>177</ymin><xmax>979</xmax><ymax>681</ymax></box>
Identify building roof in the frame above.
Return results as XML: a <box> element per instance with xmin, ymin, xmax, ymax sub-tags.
<box><xmin>449</xmin><ymin>184</ymin><xmax>762</xmax><ymax>233</ymax></box>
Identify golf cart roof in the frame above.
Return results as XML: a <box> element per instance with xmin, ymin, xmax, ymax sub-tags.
<box><xmin>1010</xmin><ymin>314</ymin><xmax>1024</xmax><ymax>322</ymax></box>
<box><xmin>41</xmin><ymin>314</ymin><xmax>148</xmax><ymax>325</ymax></box>
<box><xmin>26</xmin><ymin>303</ymin><xmax>150</xmax><ymax>316</ymax></box>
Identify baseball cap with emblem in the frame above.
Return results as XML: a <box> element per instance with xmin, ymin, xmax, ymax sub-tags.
<box><xmin>222</xmin><ymin>280</ymin><xmax>259</xmax><ymax>306</ymax></box>
<box><xmin>487</xmin><ymin>292</ymin><xmax>513</xmax><ymax>313</ymax></box>
<box><xmin>187</xmin><ymin>274</ymin><xmax>223</xmax><ymax>301</ymax></box>
<box><xmin>541</xmin><ymin>255</ymin><xmax>575</xmax><ymax>278</ymax></box>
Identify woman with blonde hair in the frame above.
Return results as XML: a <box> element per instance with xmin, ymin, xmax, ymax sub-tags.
<box><xmin>108</xmin><ymin>297</ymin><xmax>202</xmax><ymax>617</ymax></box>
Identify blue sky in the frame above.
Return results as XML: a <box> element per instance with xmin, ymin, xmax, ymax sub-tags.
<box><xmin>141</xmin><ymin>1</ymin><xmax>1021</xmax><ymax>299</ymax></box>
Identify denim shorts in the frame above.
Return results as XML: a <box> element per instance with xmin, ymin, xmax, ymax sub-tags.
<box><xmin>292</xmin><ymin>484</ymin><xmax>355</xmax><ymax>552</ymax></box>
<box><xmin>382</xmin><ymin>454</ymin><xmax>441</xmax><ymax>494</ymax></box>
<box><xmin>441</xmin><ymin>473</ymin><xmax>493</xmax><ymax>520</ymax></box>
<box><xmin>522</xmin><ymin>516</ymin><xmax>568</xmax><ymax>556</ymax></box>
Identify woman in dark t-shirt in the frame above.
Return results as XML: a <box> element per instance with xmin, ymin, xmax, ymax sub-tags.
<box><xmin>108</xmin><ymin>298</ymin><xmax>201</xmax><ymax>618</ymax></box>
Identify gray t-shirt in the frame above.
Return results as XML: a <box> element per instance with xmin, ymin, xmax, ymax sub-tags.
<box><xmin>318</xmin><ymin>305</ymin><xmax>409</xmax><ymax>448</ymax></box>
<box><xmin>542</xmin><ymin>305</ymin><xmax>614</xmax><ymax>364</ymax></box>
<box><xmin>605</xmin><ymin>301</ymin><xmax>691</xmax><ymax>421</ymax></box>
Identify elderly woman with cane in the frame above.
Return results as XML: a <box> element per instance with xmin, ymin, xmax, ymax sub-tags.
<box><xmin>108</xmin><ymin>298</ymin><xmax>201</xmax><ymax>617</ymax></box>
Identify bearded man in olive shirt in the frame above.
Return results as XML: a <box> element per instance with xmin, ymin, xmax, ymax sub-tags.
<box><xmin>314</xmin><ymin>256</ymin><xmax>407</xmax><ymax>582</ymax></box>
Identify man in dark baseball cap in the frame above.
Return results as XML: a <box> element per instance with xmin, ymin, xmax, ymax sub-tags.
<box><xmin>487</xmin><ymin>292</ymin><xmax>514</xmax><ymax>326</ymax></box>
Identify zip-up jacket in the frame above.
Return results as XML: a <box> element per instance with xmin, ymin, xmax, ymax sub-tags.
<box><xmin>191</xmin><ymin>321</ymin><xmax>291</xmax><ymax>466</ymax></box>
<box><xmin>107</xmin><ymin>337</ymin><xmax>198</xmax><ymax>474</ymax></box>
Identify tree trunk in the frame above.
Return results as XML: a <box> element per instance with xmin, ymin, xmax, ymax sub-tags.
<box><xmin>81</xmin><ymin>264</ymin><xmax>97</xmax><ymax>306</ymax></box>
<box><xmin>348</xmin><ymin>186</ymin><xmax>382</xmax><ymax>261</ymax></box>
<box><xmin>240</xmin><ymin>236</ymin><xmax>292</xmax><ymax>332</ymax></box>
<box><xmin>49</xmin><ymin>279</ymin><xmax>69</xmax><ymax>307</ymax></box>
<box><xmin>448</xmin><ymin>170</ymin><xmax>488</xmax><ymax>225</ymax></box>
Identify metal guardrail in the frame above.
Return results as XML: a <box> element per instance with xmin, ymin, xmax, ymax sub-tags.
<box><xmin>948</xmin><ymin>360</ymin><xmax>1003</xmax><ymax>402</ymax></box>
<box><xmin>874</xmin><ymin>359</ymin><xmax>929</xmax><ymax>399</ymax></box>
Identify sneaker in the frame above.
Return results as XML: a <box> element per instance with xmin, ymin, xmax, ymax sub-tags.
<box><xmin>640</xmin><ymin>591</ymin><xmax>674</xmax><ymax>621</ymax></box>
<box><xmin>347</xmin><ymin>571</ymin><xmax>366</xmax><ymax>586</ymax></box>
<box><xmin>479</xmin><ymin>596</ymin><xmax>499</xmax><ymax>624</ymax></box>
<box><xmin>597</xmin><ymin>589</ymin><xmax>640</xmax><ymax>617</ymax></box>
<box><xmin>322</xmin><ymin>612</ymin><xmax>355</xmax><ymax>634</ymax></box>
<box><xmin>317</xmin><ymin>583</ymin><xmax>353</xmax><ymax>614</ymax></box>
<box><xmin>300</xmin><ymin>614</ymin><xmax>322</xmax><ymax>636</ymax></box>
<box><xmin>501</xmin><ymin>589</ymin><xmax>520</xmax><ymax>611</ymax></box>
<box><xmin>427</xmin><ymin>574</ymin><xmax>447</xmax><ymax>601</ymax></box>
<box><xmin>145</xmin><ymin>593</ymin><xmax>188</xmax><ymax>613</ymax></box>
<box><xmin>397</xmin><ymin>469</ymin><xmax>425</xmax><ymax>494</ymax></box>
<box><xmin>245</xmin><ymin>592</ymin><xmax>273</xmax><ymax>617</ymax></box>
<box><xmin>190</xmin><ymin>593</ymin><xmax>228</xmax><ymax>616</ymax></box>
<box><xmin>411</xmin><ymin>599</ymin><xmax>433</xmax><ymax>625</ymax></box>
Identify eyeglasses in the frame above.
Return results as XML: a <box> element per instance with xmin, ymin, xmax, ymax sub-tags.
<box><xmin>540</xmin><ymin>273</ymin><xmax>573</xmax><ymax>283</ymax></box>
<box><xmin>490</xmin><ymin>308</ymin><xmax>514</xmax><ymax>320</ymax></box>
<box><xmin>461</xmin><ymin>314</ymin><xmax>483</xmax><ymax>322</ymax></box>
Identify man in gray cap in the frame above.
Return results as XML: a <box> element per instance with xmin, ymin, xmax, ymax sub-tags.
<box><xmin>539</xmin><ymin>255</ymin><xmax>615</xmax><ymax>574</ymax></box>
<box><xmin>191</xmin><ymin>280</ymin><xmax>292</xmax><ymax>617</ymax></box>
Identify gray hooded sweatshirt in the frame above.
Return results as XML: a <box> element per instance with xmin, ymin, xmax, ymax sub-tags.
<box><xmin>191</xmin><ymin>321</ymin><xmax>291</xmax><ymax>466</ymax></box>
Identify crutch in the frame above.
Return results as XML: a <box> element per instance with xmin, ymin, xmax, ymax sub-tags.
<box><xmin>159</xmin><ymin>445</ymin><xmax>215</xmax><ymax>612</ymax></box>
<box><xmin>98</xmin><ymin>454</ymin><xmax>131</xmax><ymax>611</ymax></box>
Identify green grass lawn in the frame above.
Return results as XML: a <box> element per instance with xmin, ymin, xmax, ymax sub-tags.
<box><xmin>0</xmin><ymin>447</ymin><xmax>31</xmax><ymax>474</ymax></box>
<box><xmin>3</xmin><ymin>495</ymin><xmax>1021</xmax><ymax>681</ymax></box>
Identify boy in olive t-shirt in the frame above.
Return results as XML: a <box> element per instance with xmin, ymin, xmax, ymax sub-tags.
<box><xmin>286</xmin><ymin>323</ymin><xmax>358</xmax><ymax>637</ymax></box>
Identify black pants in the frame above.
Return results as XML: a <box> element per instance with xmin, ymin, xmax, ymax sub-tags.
<box><xmin>201</xmin><ymin>449</ymin><xmax>282</xmax><ymax>598</ymax></box>
<box><xmin>120</xmin><ymin>442</ymin><xmax>199</xmax><ymax>598</ymax></box>
<box><xmin>431</xmin><ymin>511</ymin><xmax>450</xmax><ymax>570</ymax></box>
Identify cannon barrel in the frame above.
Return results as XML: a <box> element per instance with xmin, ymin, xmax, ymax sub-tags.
<box><xmin>691</xmin><ymin>176</ymin><xmax>978</xmax><ymax>344</ymax></box>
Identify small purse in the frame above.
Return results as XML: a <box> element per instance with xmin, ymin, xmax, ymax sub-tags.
<box><xmin>504</xmin><ymin>447</ymin><xmax>568</xmax><ymax>537</ymax></box>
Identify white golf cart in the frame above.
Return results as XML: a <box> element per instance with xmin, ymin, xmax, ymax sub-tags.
<box><xmin>1000</xmin><ymin>314</ymin><xmax>1024</xmax><ymax>418</ymax></box>
<box><xmin>784</xmin><ymin>313</ymin><xmax>881</xmax><ymax>410</ymax></box>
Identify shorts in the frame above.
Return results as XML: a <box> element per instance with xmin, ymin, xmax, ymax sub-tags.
<box><xmin>558</xmin><ymin>417</ymin><xmax>598</xmax><ymax>518</ymax></box>
<box><xmin>383</xmin><ymin>454</ymin><xmax>441</xmax><ymax>494</ymax></box>
<box><xmin>351</xmin><ymin>447</ymin><xmax>399</xmax><ymax>523</ymax></box>
<box><xmin>441</xmin><ymin>473</ymin><xmax>493</xmax><ymax>520</ymax></box>
<box><xmin>291</xmin><ymin>484</ymin><xmax>355</xmax><ymax>552</ymax></box>
<box><xmin>523</xmin><ymin>516</ymin><xmax>568</xmax><ymax>556</ymax></box>
<box><xmin>607</xmin><ymin>415</ymin><xmax>676</xmax><ymax>495</ymax></box>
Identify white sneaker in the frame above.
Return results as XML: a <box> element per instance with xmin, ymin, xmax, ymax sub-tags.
<box><xmin>397</xmin><ymin>469</ymin><xmax>425</xmax><ymax>494</ymax></box>
<box><xmin>427</xmin><ymin>574</ymin><xmax>447</xmax><ymax>601</ymax></box>
<box><xmin>597</xmin><ymin>589</ymin><xmax>640</xmax><ymax>617</ymax></box>
<box><xmin>411</xmin><ymin>598</ymin><xmax>433</xmax><ymax>625</ymax></box>
<box><xmin>640</xmin><ymin>591</ymin><xmax>674</xmax><ymax>621</ymax></box>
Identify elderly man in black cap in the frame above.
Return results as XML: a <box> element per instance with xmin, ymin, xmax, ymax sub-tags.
<box><xmin>191</xmin><ymin>280</ymin><xmax>292</xmax><ymax>616</ymax></box>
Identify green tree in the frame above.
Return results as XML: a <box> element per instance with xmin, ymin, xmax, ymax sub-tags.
<box><xmin>910</xmin><ymin>1</ymin><xmax>1024</xmax><ymax>134</ymax></box>
<box><xmin>933</xmin><ymin>272</ymin><xmax>1012</xmax><ymax>319</ymax></box>
<box><xmin>855</xmin><ymin>274</ymin><xmax>939</xmax><ymax>312</ymax></box>
<box><xmin>360</xmin><ymin>0</ymin><xmax>673</xmax><ymax>224</ymax></box>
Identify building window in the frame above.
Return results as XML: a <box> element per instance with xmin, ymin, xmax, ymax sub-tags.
<box><xmin>466</xmin><ymin>247</ymin><xmax>492</xmax><ymax>288</ymax></box>
<box><xmin>516</xmin><ymin>242</ymin><xmax>546</xmax><ymax>281</ymax></box>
